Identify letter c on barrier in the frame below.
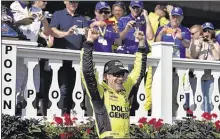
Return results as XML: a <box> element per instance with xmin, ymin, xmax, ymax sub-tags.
<box><xmin>4</xmin><ymin>73</ymin><xmax>12</xmax><ymax>82</ymax></box>
<box><xmin>214</xmin><ymin>96</ymin><xmax>219</xmax><ymax>102</ymax></box>
<box><xmin>139</xmin><ymin>94</ymin><xmax>145</xmax><ymax>101</ymax></box>
<box><xmin>75</xmin><ymin>91</ymin><xmax>82</xmax><ymax>99</ymax></box>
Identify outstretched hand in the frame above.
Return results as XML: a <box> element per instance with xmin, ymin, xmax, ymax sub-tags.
<box><xmin>86</xmin><ymin>28</ymin><xmax>100</xmax><ymax>42</ymax></box>
<box><xmin>135</xmin><ymin>31</ymin><xmax>146</xmax><ymax>47</ymax></box>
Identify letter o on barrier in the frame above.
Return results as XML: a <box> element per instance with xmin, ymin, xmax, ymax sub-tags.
<box><xmin>4</xmin><ymin>59</ymin><xmax>12</xmax><ymax>68</ymax></box>
<box><xmin>4</xmin><ymin>87</ymin><xmax>12</xmax><ymax>96</ymax></box>
<box><xmin>75</xmin><ymin>91</ymin><xmax>82</xmax><ymax>99</ymax></box>
<box><xmin>197</xmin><ymin>95</ymin><xmax>202</xmax><ymax>102</ymax></box>
<box><xmin>139</xmin><ymin>94</ymin><xmax>145</xmax><ymax>101</ymax></box>
<box><xmin>52</xmin><ymin>91</ymin><xmax>59</xmax><ymax>99</ymax></box>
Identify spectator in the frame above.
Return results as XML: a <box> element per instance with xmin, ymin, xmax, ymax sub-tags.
<box><xmin>109</xmin><ymin>1</ymin><xmax>127</xmax><ymax>24</ymax></box>
<box><xmin>80</xmin><ymin>28</ymin><xmax>147</xmax><ymax>138</ymax></box>
<box><xmin>117</xmin><ymin>1</ymin><xmax>154</xmax><ymax>116</ymax></box>
<box><xmin>118</xmin><ymin>0</ymin><xmax>154</xmax><ymax>54</ymax></box>
<box><xmin>144</xmin><ymin>4</ymin><xmax>173</xmax><ymax>112</ymax></box>
<box><xmin>185</xmin><ymin>25</ymin><xmax>203</xmax><ymax>59</ymax></box>
<box><xmin>189</xmin><ymin>22</ymin><xmax>220</xmax><ymax>113</ymax></box>
<box><xmin>50</xmin><ymin>0</ymin><xmax>88</xmax><ymax>115</ymax></box>
<box><xmin>155</xmin><ymin>7</ymin><xmax>191</xmax><ymax>57</ymax></box>
<box><xmin>10</xmin><ymin>0</ymin><xmax>50</xmax><ymax>41</ymax></box>
<box><xmin>155</xmin><ymin>7</ymin><xmax>191</xmax><ymax>115</ymax></box>
<box><xmin>109</xmin><ymin>1</ymin><xmax>127</xmax><ymax>52</ymax></box>
<box><xmin>89</xmin><ymin>1</ymin><xmax>121</xmax><ymax>53</ymax></box>
<box><xmin>10</xmin><ymin>0</ymin><xmax>51</xmax><ymax>115</ymax></box>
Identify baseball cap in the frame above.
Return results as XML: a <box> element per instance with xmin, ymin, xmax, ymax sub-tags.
<box><xmin>104</xmin><ymin>60</ymin><xmax>129</xmax><ymax>74</ymax></box>
<box><xmin>130</xmin><ymin>1</ymin><xmax>143</xmax><ymax>8</ymax></box>
<box><xmin>171</xmin><ymin>7</ymin><xmax>183</xmax><ymax>16</ymax></box>
<box><xmin>95</xmin><ymin>2</ymin><xmax>110</xmax><ymax>10</ymax></box>
<box><xmin>202</xmin><ymin>22</ymin><xmax>214</xmax><ymax>30</ymax></box>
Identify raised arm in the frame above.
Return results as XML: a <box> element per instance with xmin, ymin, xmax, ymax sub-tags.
<box><xmin>80</xmin><ymin>28</ymin><xmax>102</xmax><ymax>101</ymax></box>
<box><xmin>124</xmin><ymin>31</ymin><xmax>147</xmax><ymax>95</ymax></box>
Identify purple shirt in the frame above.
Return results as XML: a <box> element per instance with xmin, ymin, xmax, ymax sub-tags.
<box><xmin>155</xmin><ymin>23</ymin><xmax>191</xmax><ymax>58</ymax></box>
<box><xmin>118</xmin><ymin>14</ymin><xmax>148</xmax><ymax>54</ymax></box>
<box><xmin>89</xmin><ymin>19</ymin><xmax>120</xmax><ymax>53</ymax></box>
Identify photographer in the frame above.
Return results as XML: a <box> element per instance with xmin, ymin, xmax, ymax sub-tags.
<box><xmin>118</xmin><ymin>1</ymin><xmax>154</xmax><ymax>54</ymax></box>
<box><xmin>89</xmin><ymin>1</ymin><xmax>121</xmax><ymax>53</ymax></box>
<box><xmin>190</xmin><ymin>22</ymin><xmax>220</xmax><ymax>113</ymax></box>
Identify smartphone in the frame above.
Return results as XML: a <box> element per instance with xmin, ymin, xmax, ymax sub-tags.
<box><xmin>75</xmin><ymin>28</ymin><xmax>86</xmax><ymax>35</ymax></box>
<box><xmin>166</xmin><ymin>28</ymin><xmax>176</xmax><ymax>34</ymax></box>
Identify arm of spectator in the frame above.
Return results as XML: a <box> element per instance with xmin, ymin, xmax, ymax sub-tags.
<box><xmin>112</xmin><ymin>24</ymin><xmax>122</xmax><ymax>46</ymax></box>
<box><xmin>176</xmin><ymin>28</ymin><xmax>191</xmax><ymax>48</ymax></box>
<box><xmin>210</xmin><ymin>41</ymin><xmax>220</xmax><ymax>60</ymax></box>
<box><xmin>38</xmin><ymin>14</ymin><xmax>51</xmax><ymax>36</ymax></box>
<box><xmin>189</xmin><ymin>39</ymin><xmax>202</xmax><ymax>59</ymax></box>
<box><xmin>142</xmin><ymin>9</ymin><xmax>154</xmax><ymax>40</ymax></box>
<box><xmin>51</xmin><ymin>26</ymin><xmax>77</xmax><ymax>38</ymax></box>
<box><xmin>14</xmin><ymin>17</ymin><xmax>34</xmax><ymax>26</ymax></box>
<box><xmin>50</xmin><ymin>11</ymin><xmax>74</xmax><ymax>38</ymax></box>
<box><xmin>185</xmin><ymin>48</ymin><xmax>192</xmax><ymax>59</ymax></box>
<box><xmin>89</xmin><ymin>20</ymin><xmax>107</xmax><ymax>28</ymax></box>
<box><xmin>155</xmin><ymin>26</ymin><xmax>167</xmax><ymax>42</ymax></box>
<box><xmin>119</xmin><ymin>20</ymin><xmax>135</xmax><ymax>40</ymax></box>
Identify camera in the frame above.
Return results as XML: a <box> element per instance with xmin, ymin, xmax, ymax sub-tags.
<box><xmin>104</xmin><ymin>20</ymin><xmax>115</xmax><ymax>26</ymax></box>
<box><xmin>203</xmin><ymin>36</ymin><xmax>209</xmax><ymax>42</ymax></box>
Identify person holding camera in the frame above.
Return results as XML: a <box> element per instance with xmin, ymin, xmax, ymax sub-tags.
<box><xmin>189</xmin><ymin>22</ymin><xmax>220</xmax><ymax>113</ymax></box>
<box><xmin>118</xmin><ymin>1</ymin><xmax>154</xmax><ymax>54</ymax></box>
<box><xmin>50</xmin><ymin>0</ymin><xmax>88</xmax><ymax>115</ymax></box>
<box><xmin>89</xmin><ymin>1</ymin><xmax>121</xmax><ymax>53</ymax></box>
<box><xmin>80</xmin><ymin>28</ymin><xmax>147</xmax><ymax>138</ymax></box>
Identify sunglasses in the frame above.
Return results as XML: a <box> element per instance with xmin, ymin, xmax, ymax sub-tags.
<box><xmin>112</xmin><ymin>72</ymin><xmax>125</xmax><ymax>78</ymax></box>
<box><xmin>132</xmin><ymin>6</ymin><xmax>141</xmax><ymax>10</ymax></box>
<box><xmin>203</xmin><ymin>29</ymin><xmax>212</xmax><ymax>33</ymax></box>
<box><xmin>99</xmin><ymin>10</ymin><xmax>111</xmax><ymax>15</ymax></box>
<box><xmin>69</xmin><ymin>1</ymin><xmax>79</xmax><ymax>4</ymax></box>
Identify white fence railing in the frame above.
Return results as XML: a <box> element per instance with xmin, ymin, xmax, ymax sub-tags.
<box><xmin>1</xmin><ymin>40</ymin><xmax>220</xmax><ymax>124</ymax></box>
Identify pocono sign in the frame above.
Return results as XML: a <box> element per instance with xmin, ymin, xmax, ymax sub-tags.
<box><xmin>2</xmin><ymin>44</ymin><xmax>17</xmax><ymax>115</ymax></box>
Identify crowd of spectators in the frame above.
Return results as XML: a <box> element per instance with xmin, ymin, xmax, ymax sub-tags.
<box><xmin>2</xmin><ymin>0</ymin><xmax>220</xmax><ymax>116</ymax></box>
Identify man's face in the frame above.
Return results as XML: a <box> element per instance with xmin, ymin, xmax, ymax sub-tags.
<box><xmin>37</xmin><ymin>0</ymin><xmax>47</xmax><ymax>9</ymax></box>
<box><xmin>112</xmin><ymin>6</ymin><xmax>124</xmax><ymax>20</ymax></box>
<box><xmin>95</xmin><ymin>8</ymin><xmax>111</xmax><ymax>21</ymax></box>
<box><xmin>190</xmin><ymin>27</ymin><xmax>201</xmax><ymax>40</ymax></box>
<box><xmin>170</xmin><ymin>15</ymin><xmax>182</xmax><ymax>27</ymax></box>
<box><xmin>65</xmin><ymin>1</ymin><xmax>78</xmax><ymax>12</ymax></box>
<box><xmin>129</xmin><ymin>6</ymin><xmax>142</xmax><ymax>17</ymax></box>
<box><xmin>106</xmin><ymin>72</ymin><xmax>126</xmax><ymax>92</ymax></box>
<box><xmin>203</xmin><ymin>28</ymin><xmax>212</xmax><ymax>39</ymax></box>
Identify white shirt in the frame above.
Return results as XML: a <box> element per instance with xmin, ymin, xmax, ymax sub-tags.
<box><xmin>10</xmin><ymin>1</ymin><xmax>42</xmax><ymax>42</ymax></box>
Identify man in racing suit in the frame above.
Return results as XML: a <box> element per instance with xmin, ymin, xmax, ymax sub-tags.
<box><xmin>80</xmin><ymin>28</ymin><xmax>147</xmax><ymax>138</ymax></box>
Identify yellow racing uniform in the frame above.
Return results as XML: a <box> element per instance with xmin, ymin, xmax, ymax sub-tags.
<box><xmin>80</xmin><ymin>41</ymin><xmax>147</xmax><ymax>138</ymax></box>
